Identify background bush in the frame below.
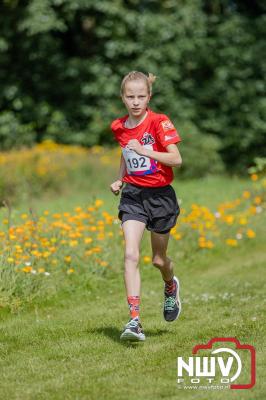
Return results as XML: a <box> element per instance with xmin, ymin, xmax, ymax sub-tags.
<box><xmin>177</xmin><ymin>121</ymin><xmax>225</xmax><ymax>179</ymax></box>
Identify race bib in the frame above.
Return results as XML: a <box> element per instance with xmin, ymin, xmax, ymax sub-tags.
<box><xmin>122</xmin><ymin>145</ymin><xmax>158</xmax><ymax>176</ymax></box>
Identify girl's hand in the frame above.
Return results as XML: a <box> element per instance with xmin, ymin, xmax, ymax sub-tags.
<box><xmin>110</xmin><ymin>180</ymin><xmax>123</xmax><ymax>196</ymax></box>
<box><xmin>127</xmin><ymin>139</ymin><xmax>146</xmax><ymax>156</ymax></box>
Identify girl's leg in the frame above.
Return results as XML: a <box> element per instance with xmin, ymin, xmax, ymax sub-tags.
<box><xmin>122</xmin><ymin>219</ymin><xmax>146</xmax><ymax>319</ymax></box>
<box><xmin>150</xmin><ymin>231</ymin><xmax>173</xmax><ymax>280</ymax></box>
<box><xmin>151</xmin><ymin>230</ymin><xmax>181</xmax><ymax>322</ymax></box>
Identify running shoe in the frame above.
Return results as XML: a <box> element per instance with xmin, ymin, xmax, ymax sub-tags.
<box><xmin>163</xmin><ymin>276</ymin><xmax>181</xmax><ymax>322</ymax></box>
<box><xmin>120</xmin><ymin>318</ymin><xmax>145</xmax><ymax>341</ymax></box>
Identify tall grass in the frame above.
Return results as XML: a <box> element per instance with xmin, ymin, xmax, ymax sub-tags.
<box><xmin>0</xmin><ymin>143</ymin><xmax>265</xmax><ymax>313</ymax></box>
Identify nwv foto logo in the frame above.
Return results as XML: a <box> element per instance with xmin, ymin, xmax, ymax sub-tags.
<box><xmin>177</xmin><ymin>338</ymin><xmax>256</xmax><ymax>390</ymax></box>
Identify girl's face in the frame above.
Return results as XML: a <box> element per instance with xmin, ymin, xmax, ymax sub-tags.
<box><xmin>122</xmin><ymin>80</ymin><xmax>150</xmax><ymax>119</ymax></box>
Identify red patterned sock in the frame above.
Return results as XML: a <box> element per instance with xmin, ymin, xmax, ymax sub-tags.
<box><xmin>127</xmin><ymin>295</ymin><xmax>140</xmax><ymax>320</ymax></box>
<box><xmin>164</xmin><ymin>277</ymin><xmax>176</xmax><ymax>295</ymax></box>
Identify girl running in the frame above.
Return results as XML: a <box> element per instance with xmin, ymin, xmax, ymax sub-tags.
<box><xmin>110</xmin><ymin>71</ymin><xmax>182</xmax><ymax>341</ymax></box>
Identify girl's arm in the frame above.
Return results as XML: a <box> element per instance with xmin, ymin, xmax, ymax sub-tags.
<box><xmin>117</xmin><ymin>153</ymin><xmax>127</xmax><ymax>180</ymax></box>
<box><xmin>110</xmin><ymin>153</ymin><xmax>126</xmax><ymax>195</ymax></box>
<box><xmin>127</xmin><ymin>140</ymin><xmax>182</xmax><ymax>167</ymax></box>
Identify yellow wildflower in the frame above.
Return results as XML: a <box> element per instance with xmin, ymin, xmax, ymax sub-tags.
<box><xmin>254</xmin><ymin>196</ymin><xmax>262</xmax><ymax>205</ymax></box>
<box><xmin>224</xmin><ymin>215</ymin><xmax>234</xmax><ymax>225</ymax></box>
<box><xmin>69</xmin><ymin>240</ymin><xmax>78</xmax><ymax>247</ymax></box>
<box><xmin>251</xmin><ymin>174</ymin><xmax>258</xmax><ymax>181</ymax></box>
<box><xmin>97</xmin><ymin>233</ymin><xmax>105</xmax><ymax>240</ymax></box>
<box><xmin>67</xmin><ymin>268</ymin><xmax>75</xmax><ymax>274</ymax></box>
<box><xmin>143</xmin><ymin>256</ymin><xmax>151</xmax><ymax>263</ymax></box>
<box><xmin>95</xmin><ymin>199</ymin><xmax>104</xmax><ymax>207</ymax></box>
<box><xmin>100</xmin><ymin>261</ymin><xmax>108</xmax><ymax>267</ymax></box>
<box><xmin>226</xmin><ymin>239</ymin><xmax>238</xmax><ymax>247</ymax></box>
<box><xmin>91</xmin><ymin>247</ymin><xmax>102</xmax><ymax>253</ymax></box>
<box><xmin>205</xmin><ymin>240</ymin><xmax>214</xmax><ymax>249</ymax></box>
<box><xmin>242</xmin><ymin>191</ymin><xmax>251</xmax><ymax>199</ymax></box>
<box><xmin>22</xmin><ymin>266</ymin><xmax>32</xmax><ymax>273</ymax></box>
<box><xmin>246</xmin><ymin>229</ymin><xmax>256</xmax><ymax>238</ymax></box>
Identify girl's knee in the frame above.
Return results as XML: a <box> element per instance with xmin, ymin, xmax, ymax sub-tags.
<box><xmin>152</xmin><ymin>254</ymin><xmax>167</xmax><ymax>269</ymax></box>
<box><xmin>125</xmin><ymin>249</ymin><xmax>140</xmax><ymax>264</ymax></box>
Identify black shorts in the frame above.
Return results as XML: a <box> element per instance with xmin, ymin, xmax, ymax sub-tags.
<box><xmin>118</xmin><ymin>183</ymin><xmax>180</xmax><ymax>234</ymax></box>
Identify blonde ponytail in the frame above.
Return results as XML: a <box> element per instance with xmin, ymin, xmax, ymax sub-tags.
<box><xmin>147</xmin><ymin>72</ymin><xmax>157</xmax><ymax>85</ymax></box>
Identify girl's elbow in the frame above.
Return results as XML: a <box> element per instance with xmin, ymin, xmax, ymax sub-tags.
<box><xmin>173</xmin><ymin>156</ymin><xmax>182</xmax><ymax>167</ymax></box>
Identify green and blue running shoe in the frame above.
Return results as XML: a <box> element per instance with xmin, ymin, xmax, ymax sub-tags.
<box><xmin>163</xmin><ymin>276</ymin><xmax>181</xmax><ymax>322</ymax></box>
<box><xmin>120</xmin><ymin>318</ymin><xmax>145</xmax><ymax>341</ymax></box>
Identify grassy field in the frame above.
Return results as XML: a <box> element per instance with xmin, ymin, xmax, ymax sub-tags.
<box><xmin>0</xmin><ymin>171</ymin><xmax>265</xmax><ymax>399</ymax></box>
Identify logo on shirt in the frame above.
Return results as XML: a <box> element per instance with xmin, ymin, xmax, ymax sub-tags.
<box><xmin>165</xmin><ymin>133</ymin><xmax>178</xmax><ymax>141</ymax></box>
<box><xmin>141</xmin><ymin>132</ymin><xmax>155</xmax><ymax>146</ymax></box>
<box><xmin>161</xmin><ymin>120</ymin><xmax>175</xmax><ymax>132</ymax></box>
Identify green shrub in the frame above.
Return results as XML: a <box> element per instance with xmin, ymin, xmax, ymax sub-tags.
<box><xmin>0</xmin><ymin>111</ymin><xmax>36</xmax><ymax>150</ymax></box>
<box><xmin>177</xmin><ymin>122</ymin><xmax>225</xmax><ymax>179</ymax></box>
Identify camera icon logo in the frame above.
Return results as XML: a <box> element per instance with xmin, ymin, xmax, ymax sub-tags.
<box><xmin>177</xmin><ymin>337</ymin><xmax>256</xmax><ymax>390</ymax></box>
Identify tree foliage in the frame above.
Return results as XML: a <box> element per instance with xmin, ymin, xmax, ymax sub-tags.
<box><xmin>0</xmin><ymin>0</ymin><xmax>265</xmax><ymax>172</ymax></box>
